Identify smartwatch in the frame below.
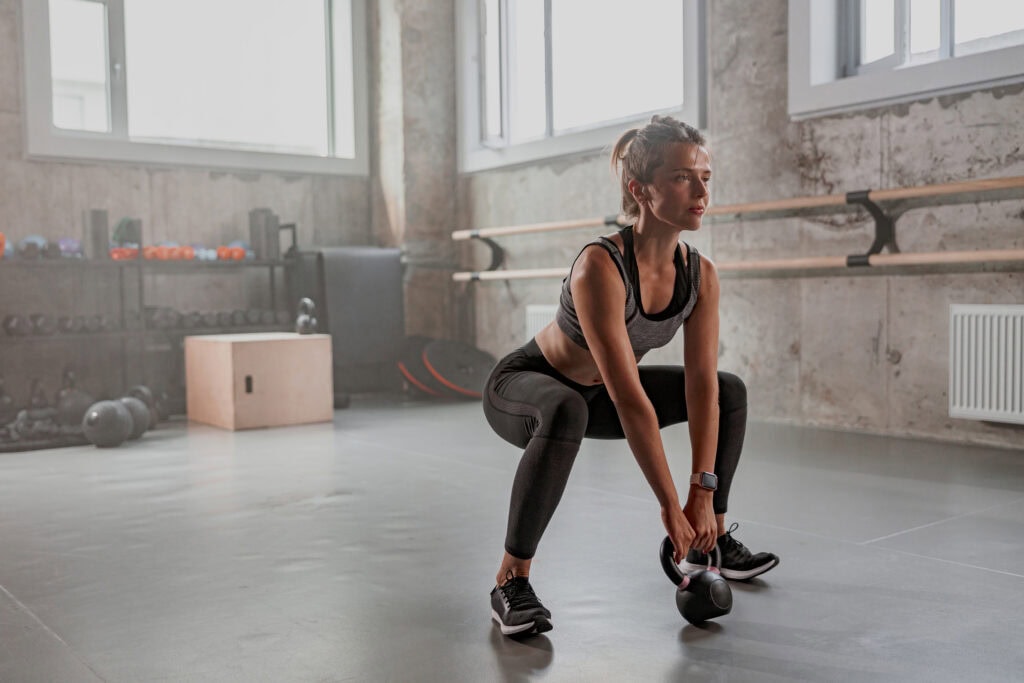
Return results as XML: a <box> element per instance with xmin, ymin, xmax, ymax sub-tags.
<box><xmin>689</xmin><ymin>471</ymin><xmax>718</xmax><ymax>491</ymax></box>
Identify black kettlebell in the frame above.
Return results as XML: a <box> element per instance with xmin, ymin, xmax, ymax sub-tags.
<box><xmin>0</xmin><ymin>375</ymin><xmax>16</xmax><ymax>425</ymax></box>
<box><xmin>55</xmin><ymin>370</ymin><xmax>95</xmax><ymax>428</ymax></box>
<box><xmin>659</xmin><ymin>537</ymin><xmax>733</xmax><ymax>625</ymax></box>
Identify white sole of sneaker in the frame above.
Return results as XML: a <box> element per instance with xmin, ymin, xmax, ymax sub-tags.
<box><xmin>721</xmin><ymin>558</ymin><xmax>780</xmax><ymax>581</ymax></box>
<box><xmin>680</xmin><ymin>558</ymin><xmax>779</xmax><ymax>581</ymax></box>
<box><xmin>491</xmin><ymin>610</ymin><xmax>552</xmax><ymax>635</ymax></box>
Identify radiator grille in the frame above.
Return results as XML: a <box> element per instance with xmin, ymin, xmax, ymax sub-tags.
<box><xmin>525</xmin><ymin>304</ymin><xmax>559</xmax><ymax>342</ymax></box>
<box><xmin>949</xmin><ymin>304</ymin><xmax>1024</xmax><ymax>425</ymax></box>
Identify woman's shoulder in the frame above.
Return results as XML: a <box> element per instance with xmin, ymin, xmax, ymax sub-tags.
<box><xmin>595</xmin><ymin>229</ymin><xmax>625</xmax><ymax>253</ymax></box>
<box><xmin>572</xmin><ymin>238</ymin><xmax>628</xmax><ymax>286</ymax></box>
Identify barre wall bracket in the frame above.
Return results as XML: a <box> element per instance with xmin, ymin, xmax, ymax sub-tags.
<box><xmin>846</xmin><ymin>190</ymin><xmax>901</xmax><ymax>267</ymax></box>
<box><xmin>465</xmin><ymin>231</ymin><xmax>506</xmax><ymax>272</ymax></box>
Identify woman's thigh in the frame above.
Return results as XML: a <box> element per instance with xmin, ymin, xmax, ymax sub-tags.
<box><xmin>584</xmin><ymin>365</ymin><xmax>689</xmax><ymax>439</ymax></box>
<box><xmin>484</xmin><ymin>368</ymin><xmax>590</xmax><ymax>448</ymax></box>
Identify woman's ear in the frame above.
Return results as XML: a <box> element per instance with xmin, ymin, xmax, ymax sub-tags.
<box><xmin>627</xmin><ymin>179</ymin><xmax>646</xmax><ymax>204</ymax></box>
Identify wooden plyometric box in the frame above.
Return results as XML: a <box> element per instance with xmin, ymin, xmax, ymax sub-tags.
<box><xmin>184</xmin><ymin>332</ymin><xmax>333</xmax><ymax>430</ymax></box>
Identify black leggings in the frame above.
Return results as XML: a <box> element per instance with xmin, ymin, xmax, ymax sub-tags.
<box><xmin>483</xmin><ymin>339</ymin><xmax>748</xmax><ymax>560</ymax></box>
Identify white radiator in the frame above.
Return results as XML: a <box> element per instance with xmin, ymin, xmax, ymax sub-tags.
<box><xmin>949</xmin><ymin>304</ymin><xmax>1024</xmax><ymax>425</ymax></box>
<box><xmin>525</xmin><ymin>304</ymin><xmax>559</xmax><ymax>342</ymax></box>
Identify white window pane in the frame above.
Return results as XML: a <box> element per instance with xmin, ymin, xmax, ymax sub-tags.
<box><xmin>483</xmin><ymin>0</ymin><xmax>502</xmax><ymax>139</ymax></box>
<box><xmin>909</xmin><ymin>0</ymin><xmax>940</xmax><ymax>54</ymax></box>
<box><xmin>862</xmin><ymin>0</ymin><xmax>895</xmax><ymax>64</ymax></box>
<box><xmin>332</xmin><ymin>0</ymin><xmax>356</xmax><ymax>159</ymax></box>
<box><xmin>124</xmin><ymin>0</ymin><xmax>329</xmax><ymax>156</ymax></box>
<box><xmin>551</xmin><ymin>0</ymin><xmax>682</xmax><ymax>132</ymax></box>
<box><xmin>49</xmin><ymin>0</ymin><xmax>109</xmax><ymax>132</ymax></box>
<box><xmin>955</xmin><ymin>0</ymin><xmax>1024</xmax><ymax>55</ymax></box>
<box><xmin>508</xmin><ymin>0</ymin><xmax>546</xmax><ymax>143</ymax></box>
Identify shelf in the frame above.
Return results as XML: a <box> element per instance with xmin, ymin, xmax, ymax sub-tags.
<box><xmin>0</xmin><ymin>330</ymin><xmax>136</xmax><ymax>344</ymax></box>
<box><xmin>134</xmin><ymin>259</ymin><xmax>290</xmax><ymax>272</ymax></box>
<box><xmin>0</xmin><ymin>258</ymin><xmax>290</xmax><ymax>271</ymax></box>
<box><xmin>0</xmin><ymin>258</ymin><xmax>128</xmax><ymax>270</ymax></box>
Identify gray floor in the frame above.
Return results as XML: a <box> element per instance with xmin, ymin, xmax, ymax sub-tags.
<box><xmin>1</xmin><ymin>397</ymin><xmax>1022</xmax><ymax>682</ymax></box>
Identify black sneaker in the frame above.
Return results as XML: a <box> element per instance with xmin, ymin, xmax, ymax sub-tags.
<box><xmin>682</xmin><ymin>523</ymin><xmax>779</xmax><ymax>581</ymax></box>
<box><xmin>490</xmin><ymin>573</ymin><xmax>553</xmax><ymax>636</ymax></box>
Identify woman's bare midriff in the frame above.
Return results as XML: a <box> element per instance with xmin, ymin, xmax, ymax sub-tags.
<box><xmin>534</xmin><ymin>321</ymin><xmax>606</xmax><ymax>386</ymax></box>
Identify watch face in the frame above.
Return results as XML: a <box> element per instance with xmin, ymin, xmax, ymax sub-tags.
<box><xmin>701</xmin><ymin>472</ymin><xmax>718</xmax><ymax>490</ymax></box>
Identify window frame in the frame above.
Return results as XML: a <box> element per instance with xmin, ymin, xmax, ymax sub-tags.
<box><xmin>456</xmin><ymin>0</ymin><xmax>706</xmax><ymax>174</ymax></box>
<box><xmin>22</xmin><ymin>0</ymin><xmax>370</xmax><ymax>176</ymax></box>
<box><xmin>788</xmin><ymin>0</ymin><xmax>1024</xmax><ymax>120</ymax></box>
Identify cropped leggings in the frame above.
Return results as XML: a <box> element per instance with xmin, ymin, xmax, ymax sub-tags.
<box><xmin>483</xmin><ymin>339</ymin><xmax>748</xmax><ymax>560</ymax></box>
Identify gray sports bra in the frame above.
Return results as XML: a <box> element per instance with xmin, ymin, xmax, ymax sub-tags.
<box><xmin>554</xmin><ymin>227</ymin><xmax>701</xmax><ymax>359</ymax></box>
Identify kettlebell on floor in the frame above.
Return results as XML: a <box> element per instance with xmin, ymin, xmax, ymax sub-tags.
<box><xmin>659</xmin><ymin>536</ymin><xmax>732</xmax><ymax>625</ymax></box>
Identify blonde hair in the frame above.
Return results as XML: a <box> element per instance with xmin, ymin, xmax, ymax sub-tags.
<box><xmin>610</xmin><ymin>115</ymin><xmax>707</xmax><ymax>219</ymax></box>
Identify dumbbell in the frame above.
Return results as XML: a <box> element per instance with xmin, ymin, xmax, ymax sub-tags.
<box><xmin>659</xmin><ymin>537</ymin><xmax>733</xmax><ymax>625</ymax></box>
<box><xmin>30</xmin><ymin>313</ymin><xmax>58</xmax><ymax>336</ymax></box>
<box><xmin>57</xmin><ymin>315</ymin><xmax>84</xmax><ymax>334</ymax></box>
<box><xmin>3</xmin><ymin>314</ymin><xmax>31</xmax><ymax>336</ymax></box>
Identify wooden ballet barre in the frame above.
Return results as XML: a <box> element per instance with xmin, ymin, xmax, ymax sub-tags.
<box><xmin>709</xmin><ymin>175</ymin><xmax>1024</xmax><ymax>222</ymax></box>
<box><xmin>451</xmin><ymin>175</ymin><xmax>1024</xmax><ymax>241</ymax></box>
<box><xmin>451</xmin><ymin>249</ymin><xmax>1024</xmax><ymax>281</ymax></box>
<box><xmin>453</xmin><ymin>267</ymin><xmax>569</xmax><ymax>282</ymax></box>
<box><xmin>451</xmin><ymin>214</ymin><xmax>627</xmax><ymax>241</ymax></box>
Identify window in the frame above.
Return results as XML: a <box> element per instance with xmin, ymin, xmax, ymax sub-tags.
<box><xmin>855</xmin><ymin>0</ymin><xmax>1024</xmax><ymax>72</ymax></box>
<box><xmin>23</xmin><ymin>0</ymin><xmax>369</xmax><ymax>175</ymax></box>
<box><xmin>788</xmin><ymin>0</ymin><xmax>1024</xmax><ymax>119</ymax></box>
<box><xmin>458</xmin><ymin>0</ymin><xmax>705</xmax><ymax>172</ymax></box>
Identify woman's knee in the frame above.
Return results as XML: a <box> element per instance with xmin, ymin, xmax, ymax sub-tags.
<box><xmin>538</xmin><ymin>388</ymin><xmax>589</xmax><ymax>441</ymax></box>
<box><xmin>717</xmin><ymin>372</ymin><xmax>747</xmax><ymax>411</ymax></box>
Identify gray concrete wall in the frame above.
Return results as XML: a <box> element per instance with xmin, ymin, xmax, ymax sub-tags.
<box><xmin>459</xmin><ymin>0</ymin><xmax>1024</xmax><ymax>449</ymax></box>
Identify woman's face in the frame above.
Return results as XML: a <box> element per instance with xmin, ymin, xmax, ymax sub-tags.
<box><xmin>639</xmin><ymin>142</ymin><xmax>711</xmax><ymax>231</ymax></box>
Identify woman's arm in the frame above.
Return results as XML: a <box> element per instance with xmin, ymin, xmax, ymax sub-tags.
<box><xmin>571</xmin><ymin>246</ymin><xmax>698</xmax><ymax>560</ymax></box>
<box><xmin>681</xmin><ymin>255</ymin><xmax>721</xmax><ymax>547</ymax></box>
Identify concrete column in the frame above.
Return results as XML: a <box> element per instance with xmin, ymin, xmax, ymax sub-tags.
<box><xmin>371</xmin><ymin>0</ymin><xmax>458</xmax><ymax>339</ymax></box>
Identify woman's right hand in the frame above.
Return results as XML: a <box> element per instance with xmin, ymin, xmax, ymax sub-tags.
<box><xmin>661</xmin><ymin>505</ymin><xmax>696</xmax><ymax>564</ymax></box>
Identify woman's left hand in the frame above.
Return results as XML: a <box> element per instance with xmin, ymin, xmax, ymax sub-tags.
<box><xmin>682</xmin><ymin>491</ymin><xmax>717</xmax><ymax>553</ymax></box>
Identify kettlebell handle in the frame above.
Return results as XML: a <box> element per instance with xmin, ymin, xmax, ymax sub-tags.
<box><xmin>659</xmin><ymin>536</ymin><xmax>721</xmax><ymax>587</ymax></box>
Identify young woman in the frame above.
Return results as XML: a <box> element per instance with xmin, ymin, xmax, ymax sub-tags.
<box><xmin>482</xmin><ymin>116</ymin><xmax>778</xmax><ymax>637</ymax></box>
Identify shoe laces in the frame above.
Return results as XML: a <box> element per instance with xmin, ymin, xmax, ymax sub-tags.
<box><xmin>719</xmin><ymin>522</ymin><xmax>752</xmax><ymax>560</ymax></box>
<box><xmin>499</xmin><ymin>571</ymin><xmax>544</xmax><ymax>611</ymax></box>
